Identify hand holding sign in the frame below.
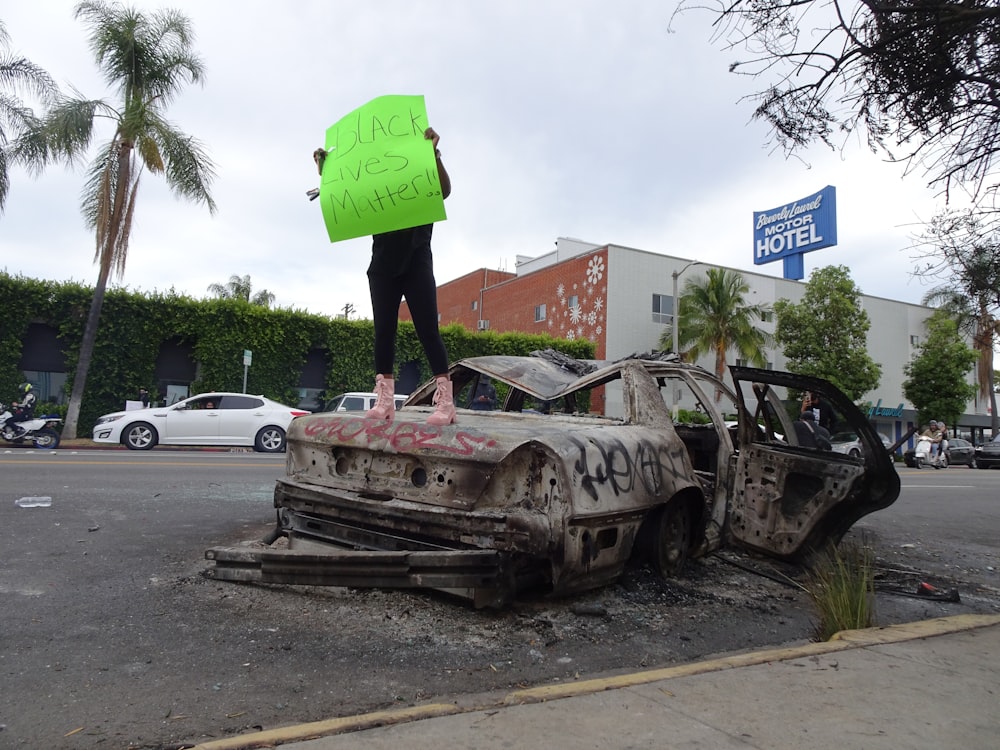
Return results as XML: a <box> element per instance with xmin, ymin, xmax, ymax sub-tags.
<box><xmin>315</xmin><ymin>95</ymin><xmax>448</xmax><ymax>243</ymax></box>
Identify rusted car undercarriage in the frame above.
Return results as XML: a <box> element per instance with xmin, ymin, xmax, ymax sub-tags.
<box><xmin>206</xmin><ymin>352</ymin><xmax>900</xmax><ymax>607</ymax></box>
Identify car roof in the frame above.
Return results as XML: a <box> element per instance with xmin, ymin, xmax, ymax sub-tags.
<box><xmin>408</xmin><ymin>351</ymin><xmax>695</xmax><ymax>404</ymax></box>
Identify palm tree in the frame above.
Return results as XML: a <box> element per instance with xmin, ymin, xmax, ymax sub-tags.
<box><xmin>207</xmin><ymin>274</ymin><xmax>275</xmax><ymax>307</ymax></box>
<box><xmin>672</xmin><ymin>268</ymin><xmax>772</xmax><ymax>399</ymax></box>
<box><xmin>12</xmin><ymin>2</ymin><xmax>216</xmax><ymax>438</ymax></box>
<box><xmin>0</xmin><ymin>19</ymin><xmax>57</xmax><ymax>212</ymax></box>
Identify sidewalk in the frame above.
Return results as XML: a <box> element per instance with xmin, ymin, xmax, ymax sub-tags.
<box><xmin>191</xmin><ymin>613</ymin><xmax>1000</xmax><ymax>750</ymax></box>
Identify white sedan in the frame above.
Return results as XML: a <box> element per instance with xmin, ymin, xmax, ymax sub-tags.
<box><xmin>92</xmin><ymin>393</ymin><xmax>310</xmax><ymax>452</ymax></box>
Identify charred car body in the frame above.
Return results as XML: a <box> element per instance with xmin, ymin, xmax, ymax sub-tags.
<box><xmin>206</xmin><ymin>353</ymin><xmax>899</xmax><ymax>607</ymax></box>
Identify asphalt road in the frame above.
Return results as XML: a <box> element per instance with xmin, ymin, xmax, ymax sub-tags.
<box><xmin>1</xmin><ymin>450</ymin><xmax>998</xmax><ymax>749</ymax></box>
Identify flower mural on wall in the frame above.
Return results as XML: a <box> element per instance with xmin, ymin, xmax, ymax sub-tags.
<box><xmin>551</xmin><ymin>252</ymin><xmax>607</xmax><ymax>347</ymax></box>
<box><xmin>587</xmin><ymin>255</ymin><xmax>605</xmax><ymax>285</ymax></box>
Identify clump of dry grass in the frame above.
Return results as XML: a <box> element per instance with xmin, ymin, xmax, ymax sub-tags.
<box><xmin>803</xmin><ymin>539</ymin><xmax>876</xmax><ymax>641</ymax></box>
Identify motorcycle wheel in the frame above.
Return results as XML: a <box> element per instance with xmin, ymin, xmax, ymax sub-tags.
<box><xmin>32</xmin><ymin>427</ymin><xmax>60</xmax><ymax>450</ymax></box>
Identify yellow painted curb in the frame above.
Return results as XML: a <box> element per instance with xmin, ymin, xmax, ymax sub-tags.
<box><xmin>505</xmin><ymin>613</ymin><xmax>1000</xmax><ymax>705</ymax></box>
<box><xmin>190</xmin><ymin>703</ymin><xmax>460</xmax><ymax>750</ymax></box>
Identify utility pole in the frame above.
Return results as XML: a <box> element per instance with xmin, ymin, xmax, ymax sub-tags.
<box><xmin>671</xmin><ymin>261</ymin><xmax>702</xmax><ymax>420</ymax></box>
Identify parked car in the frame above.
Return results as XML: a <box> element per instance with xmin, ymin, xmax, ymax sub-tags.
<box><xmin>944</xmin><ymin>437</ymin><xmax>976</xmax><ymax>468</ymax></box>
<box><xmin>206</xmin><ymin>352</ymin><xmax>900</xmax><ymax>607</ymax></box>
<box><xmin>903</xmin><ymin>436</ymin><xmax>977</xmax><ymax>468</ymax></box>
<box><xmin>830</xmin><ymin>431</ymin><xmax>893</xmax><ymax>458</ymax></box>
<box><xmin>324</xmin><ymin>391</ymin><xmax>406</xmax><ymax>413</ymax></box>
<box><xmin>92</xmin><ymin>392</ymin><xmax>309</xmax><ymax>452</ymax></box>
<box><xmin>975</xmin><ymin>433</ymin><xmax>1000</xmax><ymax>469</ymax></box>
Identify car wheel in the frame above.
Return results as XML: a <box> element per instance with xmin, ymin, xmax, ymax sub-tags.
<box><xmin>970</xmin><ymin>458</ymin><xmax>977</xmax><ymax>469</ymax></box>
<box><xmin>640</xmin><ymin>498</ymin><xmax>695</xmax><ymax>579</ymax></box>
<box><xmin>848</xmin><ymin>448</ymin><xmax>861</xmax><ymax>458</ymax></box>
<box><xmin>254</xmin><ymin>425</ymin><xmax>286</xmax><ymax>453</ymax></box>
<box><xmin>123</xmin><ymin>422</ymin><xmax>157</xmax><ymax>450</ymax></box>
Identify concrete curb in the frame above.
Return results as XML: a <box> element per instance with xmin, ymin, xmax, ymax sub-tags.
<box><xmin>188</xmin><ymin>613</ymin><xmax>1000</xmax><ymax>750</ymax></box>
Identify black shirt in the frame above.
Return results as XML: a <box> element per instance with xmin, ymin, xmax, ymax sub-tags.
<box><xmin>369</xmin><ymin>224</ymin><xmax>434</xmax><ymax>277</ymax></box>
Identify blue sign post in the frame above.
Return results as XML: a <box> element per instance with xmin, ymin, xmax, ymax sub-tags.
<box><xmin>753</xmin><ymin>186</ymin><xmax>837</xmax><ymax>280</ymax></box>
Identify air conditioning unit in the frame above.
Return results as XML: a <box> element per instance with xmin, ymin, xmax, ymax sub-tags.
<box><xmin>477</xmin><ymin>319</ymin><xmax>489</xmax><ymax>331</ymax></box>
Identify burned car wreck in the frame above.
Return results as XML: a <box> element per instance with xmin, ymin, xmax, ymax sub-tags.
<box><xmin>206</xmin><ymin>352</ymin><xmax>899</xmax><ymax>607</ymax></box>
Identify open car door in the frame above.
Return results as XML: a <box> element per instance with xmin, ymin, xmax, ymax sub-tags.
<box><xmin>727</xmin><ymin>367</ymin><xmax>900</xmax><ymax>562</ymax></box>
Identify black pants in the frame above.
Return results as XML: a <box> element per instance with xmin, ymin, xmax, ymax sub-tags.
<box><xmin>368</xmin><ymin>249</ymin><xmax>449</xmax><ymax>376</ymax></box>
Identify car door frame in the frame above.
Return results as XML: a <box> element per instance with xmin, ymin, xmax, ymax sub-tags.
<box><xmin>726</xmin><ymin>366</ymin><xmax>900</xmax><ymax>563</ymax></box>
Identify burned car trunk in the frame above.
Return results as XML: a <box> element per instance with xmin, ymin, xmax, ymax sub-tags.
<box><xmin>205</xmin><ymin>354</ymin><xmax>900</xmax><ymax>607</ymax></box>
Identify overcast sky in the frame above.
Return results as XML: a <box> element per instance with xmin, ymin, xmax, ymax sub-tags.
<box><xmin>2</xmin><ymin>1</ymin><xmax>954</xmax><ymax>319</ymax></box>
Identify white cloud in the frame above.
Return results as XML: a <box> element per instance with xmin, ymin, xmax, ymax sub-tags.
<box><xmin>1</xmin><ymin>1</ymin><xmax>948</xmax><ymax>319</ymax></box>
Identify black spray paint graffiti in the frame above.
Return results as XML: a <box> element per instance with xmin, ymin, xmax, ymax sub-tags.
<box><xmin>568</xmin><ymin>434</ymin><xmax>690</xmax><ymax>503</ymax></box>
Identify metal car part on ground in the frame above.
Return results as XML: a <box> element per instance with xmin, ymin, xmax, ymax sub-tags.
<box><xmin>92</xmin><ymin>393</ymin><xmax>309</xmax><ymax>452</ymax></box>
<box><xmin>206</xmin><ymin>353</ymin><xmax>900</xmax><ymax>607</ymax></box>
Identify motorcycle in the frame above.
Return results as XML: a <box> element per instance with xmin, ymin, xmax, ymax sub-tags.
<box><xmin>0</xmin><ymin>402</ymin><xmax>62</xmax><ymax>449</ymax></box>
<box><xmin>914</xmin><ymin>435</ymin><xmax>947</xmax><ymax>469</ymax></box>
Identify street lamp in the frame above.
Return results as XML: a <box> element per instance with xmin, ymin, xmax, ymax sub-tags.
<box><xmin>671</xmin><ymin>260</ymin><xmax>702</xmax><ymax>420</ymax></box>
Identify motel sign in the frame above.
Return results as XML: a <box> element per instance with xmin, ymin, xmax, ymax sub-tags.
<box><xmin>753</xmin><ymin>185</ymin><xmax>838</xmax><ymax>280</ymax></box>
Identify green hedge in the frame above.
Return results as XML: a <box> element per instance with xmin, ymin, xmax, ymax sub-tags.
<box><xmin>0</xmin><ymin>272</ymin><xmax>595</xmax><ymax>432</ymax></box>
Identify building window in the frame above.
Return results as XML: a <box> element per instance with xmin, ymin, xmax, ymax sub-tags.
<box><xmin>910</xmin><ymin>335</ymin><xmax>920</xmax><ymax>346</ymax></box>
<box><xmin>568</xmin><ymin>294</ymin><xmax>578</xmax><ymax>309</ymax></box>
<box><xmin>652</xmin><ymin>293</ymin><xmax>673</xmax><ymax>324</ymax></box>
<box><xmin>762</xmin><ymin>311</ymin><xmax>773</xmax><ymax>323</ymax></box>
<box><xmin>535</xmin><ymin>303</ymin><xmax>546</xmax><ymax>322</ymax></box>
<box><xmin>471</xmin><ymin>300</ymin><xmax>478</xmax><ymax>311</ymax></box>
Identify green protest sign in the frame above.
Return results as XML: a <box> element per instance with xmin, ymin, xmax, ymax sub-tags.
<box><xmin>318</xmin><ymin>95</ymin><xmax>447</xmax><ymax>243</ymax></box>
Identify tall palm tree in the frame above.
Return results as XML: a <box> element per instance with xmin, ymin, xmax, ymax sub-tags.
<box><xmin>0</xmin><ymin>19</ymin><xmax>57</xmax><ymax>212</ymax></box>
<box><xmin>207</xmin><ymin>274</ymin><xmax>275</xmax><ymax>307</ymax></box>
<box><xmin>12</xmin><ymin>2</ymin><xmax>216</xmax><ymax>438</ymax></box>
<box><xmin>674</xmin><ymin>268</ymin><xmax>772</xmax><ymax>399</ymax></box>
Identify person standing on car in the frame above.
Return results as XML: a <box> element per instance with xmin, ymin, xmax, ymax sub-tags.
<box><xmin>313</xmin><ymin>127</ymin><xmax>455</xmax><ymax>427</ymax></box>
